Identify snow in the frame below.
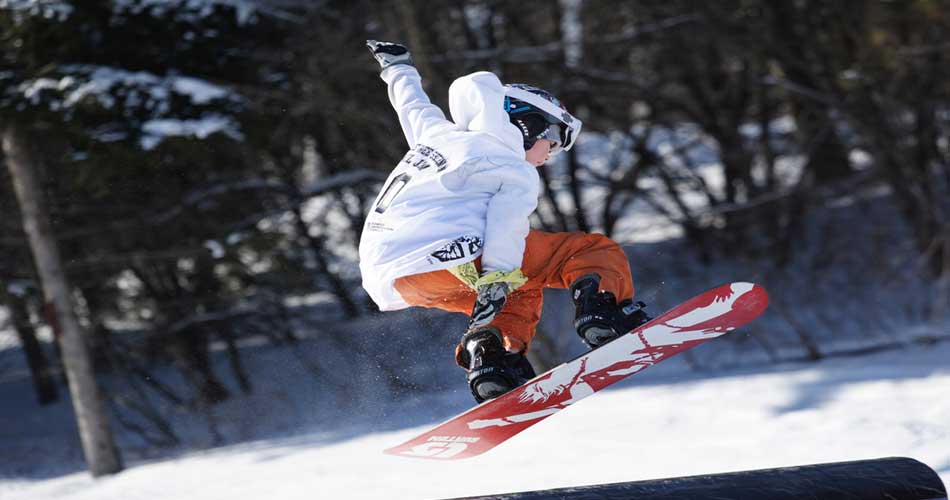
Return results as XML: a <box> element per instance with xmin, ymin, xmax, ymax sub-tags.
<box><xmin>170</xmin><ymin>76</ymin><xmax>229</xmax><ymax>104</ymax></box>
<box><xmin>140</xmin><ymin>115</ymin><xmax>241</xmax><ymax>149</ymax></box>
<box><xmin>0</xmin><ymin>0</ymin><xmax>73</xmax><ymax>21</ymax></box>
<box><xmin>112</xmin><ymin>0</ymin><xmax>259</xmax><ymax>25</ymax></box>
<box><xmin>1</xmin><ymin>339</ymin><xmax>947</xmax><ymax>500</ymax></box>
<box><xmin>16</xmin><ymin>65</ymin><xmax>243</xmax><ymax>148</ymax></box>
<box><xmin>22</xmin><ymin>65</ymin><xmax>235</xmax><ymax>111</ymax></box>
<box><xmin>17</xmin><ymin>65</ymin><xmax>244</xmax><ymax>150</ymax></box>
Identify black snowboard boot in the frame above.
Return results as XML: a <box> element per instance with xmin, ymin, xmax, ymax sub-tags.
<box><xmin>457</xmin><ymin>327</ymin><xmax>536</xmax><ymax>404</ymax></box>
<box><xmin>571</xmin><ymin>274</ymin><xmax>651</xmax><ymax>348</ymax></box>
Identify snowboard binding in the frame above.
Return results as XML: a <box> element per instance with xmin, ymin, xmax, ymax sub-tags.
<box><xmin>571</xmin><ymin>274</ymin><xmax>651</xmax><ymax>348</ymax></box>
<box><xmin>457</xmin><ymin>327</ymin><xmax>536</xmax><ymax>403</ymax></box>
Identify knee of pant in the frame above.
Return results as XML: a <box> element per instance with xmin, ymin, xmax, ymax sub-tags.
<box><xmin>588</xmin><ymin>232</ymin><xmax>620</xmax><ymax>251</ymax></box>
<box><xmin>569</xmin><ymin>232</ymin><xmax>612</xmax><ymax>254</ymax></box>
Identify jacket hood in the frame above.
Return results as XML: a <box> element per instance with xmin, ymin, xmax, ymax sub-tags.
<box><xmin>448</xmin><ymin>71</ymin><xmax>525</xmax><ymax>155</ymax></box>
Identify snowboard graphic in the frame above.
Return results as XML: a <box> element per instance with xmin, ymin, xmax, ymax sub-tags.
<box><xmin>385</xmin><ymin>282</ymin><xmax>769</xmax><ymax>460</ymax></box>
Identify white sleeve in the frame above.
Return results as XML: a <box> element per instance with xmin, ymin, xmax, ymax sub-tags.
<box><xmin>469</xmin><ymin>160</ymin><xmax>540</xmax><ymax>273</ymax></box>
<box><xmin>380</xmin><ymin>65</ymin><xmax>453</xmax><ymax>148</ymax></box>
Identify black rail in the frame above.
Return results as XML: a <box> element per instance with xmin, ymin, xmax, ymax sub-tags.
<box><xmin>446</xmin><ymin>457</ymin><xmax>947</xmax><ymax>500</ymax></box>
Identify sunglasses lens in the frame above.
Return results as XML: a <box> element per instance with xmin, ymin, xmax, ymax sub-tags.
<box><xmin>541</xmin><ymin>124</ymin><xmax>563</xmax><ymax>154</ymax></box>
<box><xmin>545</xmin><ymin>119</ymin><xmax>575</xmax><ymax>151</ymax></box>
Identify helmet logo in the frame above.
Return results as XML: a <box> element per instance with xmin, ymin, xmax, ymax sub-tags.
<box><xmin>515</xmin><ymin>119</ymin><xmax>530</xmax><ymax>138</ymax></box>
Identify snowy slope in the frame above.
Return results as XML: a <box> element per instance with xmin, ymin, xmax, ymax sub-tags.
<box><xmin>2</xmin><ymin>340</ymin><xmax>948</xmax><ymax>500</ymax></box>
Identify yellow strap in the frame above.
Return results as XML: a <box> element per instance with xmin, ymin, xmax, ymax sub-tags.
<box><xmin>447</xmin><ymin>263</ymin><xmax>529</xmax><ymax>291</ymax></box>
<box><xmin>475</xmin><ymin>269</ymin><xmax>528</xmax><ymax>290</ymax></box>
<box><xmin>447</xmin><ymin>261</ymin><xmax>480</xmax><ymax>290</ymax></box>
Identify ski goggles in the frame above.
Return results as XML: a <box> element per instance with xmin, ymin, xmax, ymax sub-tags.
<box><xmin>505</xmin><ymin>86</ymin><xmax>583</xmax><ymax>152</ymax></box>
<box><xmin>537</xmin><ymin>122</ymin><xmax>566</xmax><ymax>155</ymax></box>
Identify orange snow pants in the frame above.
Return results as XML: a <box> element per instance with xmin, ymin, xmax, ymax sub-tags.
<box><xmin>394</xmin><ymin>230</ymin><xmax>634</xmax><ymax>357</ymax></box>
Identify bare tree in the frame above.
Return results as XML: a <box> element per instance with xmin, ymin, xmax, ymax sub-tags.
<box><xmin>0</xmin><ymin>277</ymin><xmax>58</xmax><ymax>404</ymax></box>
<box><xmin>2</xmin><ymin>124</ymin><xmax>123</xmax><ymax>477</ymax></box>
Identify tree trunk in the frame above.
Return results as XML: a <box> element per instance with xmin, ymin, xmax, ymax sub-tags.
<box><xmin>566</xmin><ymin>147</ymin><xmax>590</xmax><ymax>232</ymax></box>
<box><xmin>2</xmin><ymin>125</ymin><xmax>123</xmax><ymax>477</ymax></box>
<box><xmin>291</xmin><ymin>204</ymin><xmax>360</xmax><ymax>318</ymax></box>
<box><xmin>0</xmin><ymin>280</ymin><xmax>58</xmax><ymax>405</ymax></box>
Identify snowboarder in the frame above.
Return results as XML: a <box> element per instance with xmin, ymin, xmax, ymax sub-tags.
<box><xmin>360</xmin><ymin>40</ymin><xmax>648</xmax><ymax>403</ymax></box>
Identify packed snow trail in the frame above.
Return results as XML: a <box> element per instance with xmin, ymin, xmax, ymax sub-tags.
<box><xmin>1</xmin><ymin>341</ymin><xmax>948</xmax><ymax>500</ymax></box>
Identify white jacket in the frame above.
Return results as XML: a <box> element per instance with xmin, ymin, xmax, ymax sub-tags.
<box><xmin>359</xmin><ymin>65</ymin><xmax>540</xmax><ymax>311</ymax></box>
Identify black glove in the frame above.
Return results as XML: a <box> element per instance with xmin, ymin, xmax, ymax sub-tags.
<box><xmin>467</xmin><ymin>281</ymin><xmax>510</xmax><ymax>330</ymax></box>
<box><xmin>366</xmin><ymin>39</ymin><xmax>413</xmax><ymax>70</ymax></box>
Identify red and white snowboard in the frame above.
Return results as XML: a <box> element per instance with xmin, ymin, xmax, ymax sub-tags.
<box><xmin>384</xmin><ymin>282</ymin><xmax>769</xmax><ymax>460</ymax></box>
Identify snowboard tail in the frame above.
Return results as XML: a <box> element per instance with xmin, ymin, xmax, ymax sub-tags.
<box><xmin>385</xmin><ymin>282</ymin><xmax>769</xmax><ymax>460</ymax></box>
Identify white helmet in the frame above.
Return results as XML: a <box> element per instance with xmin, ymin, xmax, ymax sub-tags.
<box><xmin>504</xmin><ymin>83</ymin><xmax>582</xmax><ymax>153</ymax></box>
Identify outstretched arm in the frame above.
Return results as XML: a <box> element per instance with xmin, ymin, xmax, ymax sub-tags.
<box><xmin>366</xmin><ymin>40</ymin><xmax>453</xmax><ymax>148</ymax></box>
